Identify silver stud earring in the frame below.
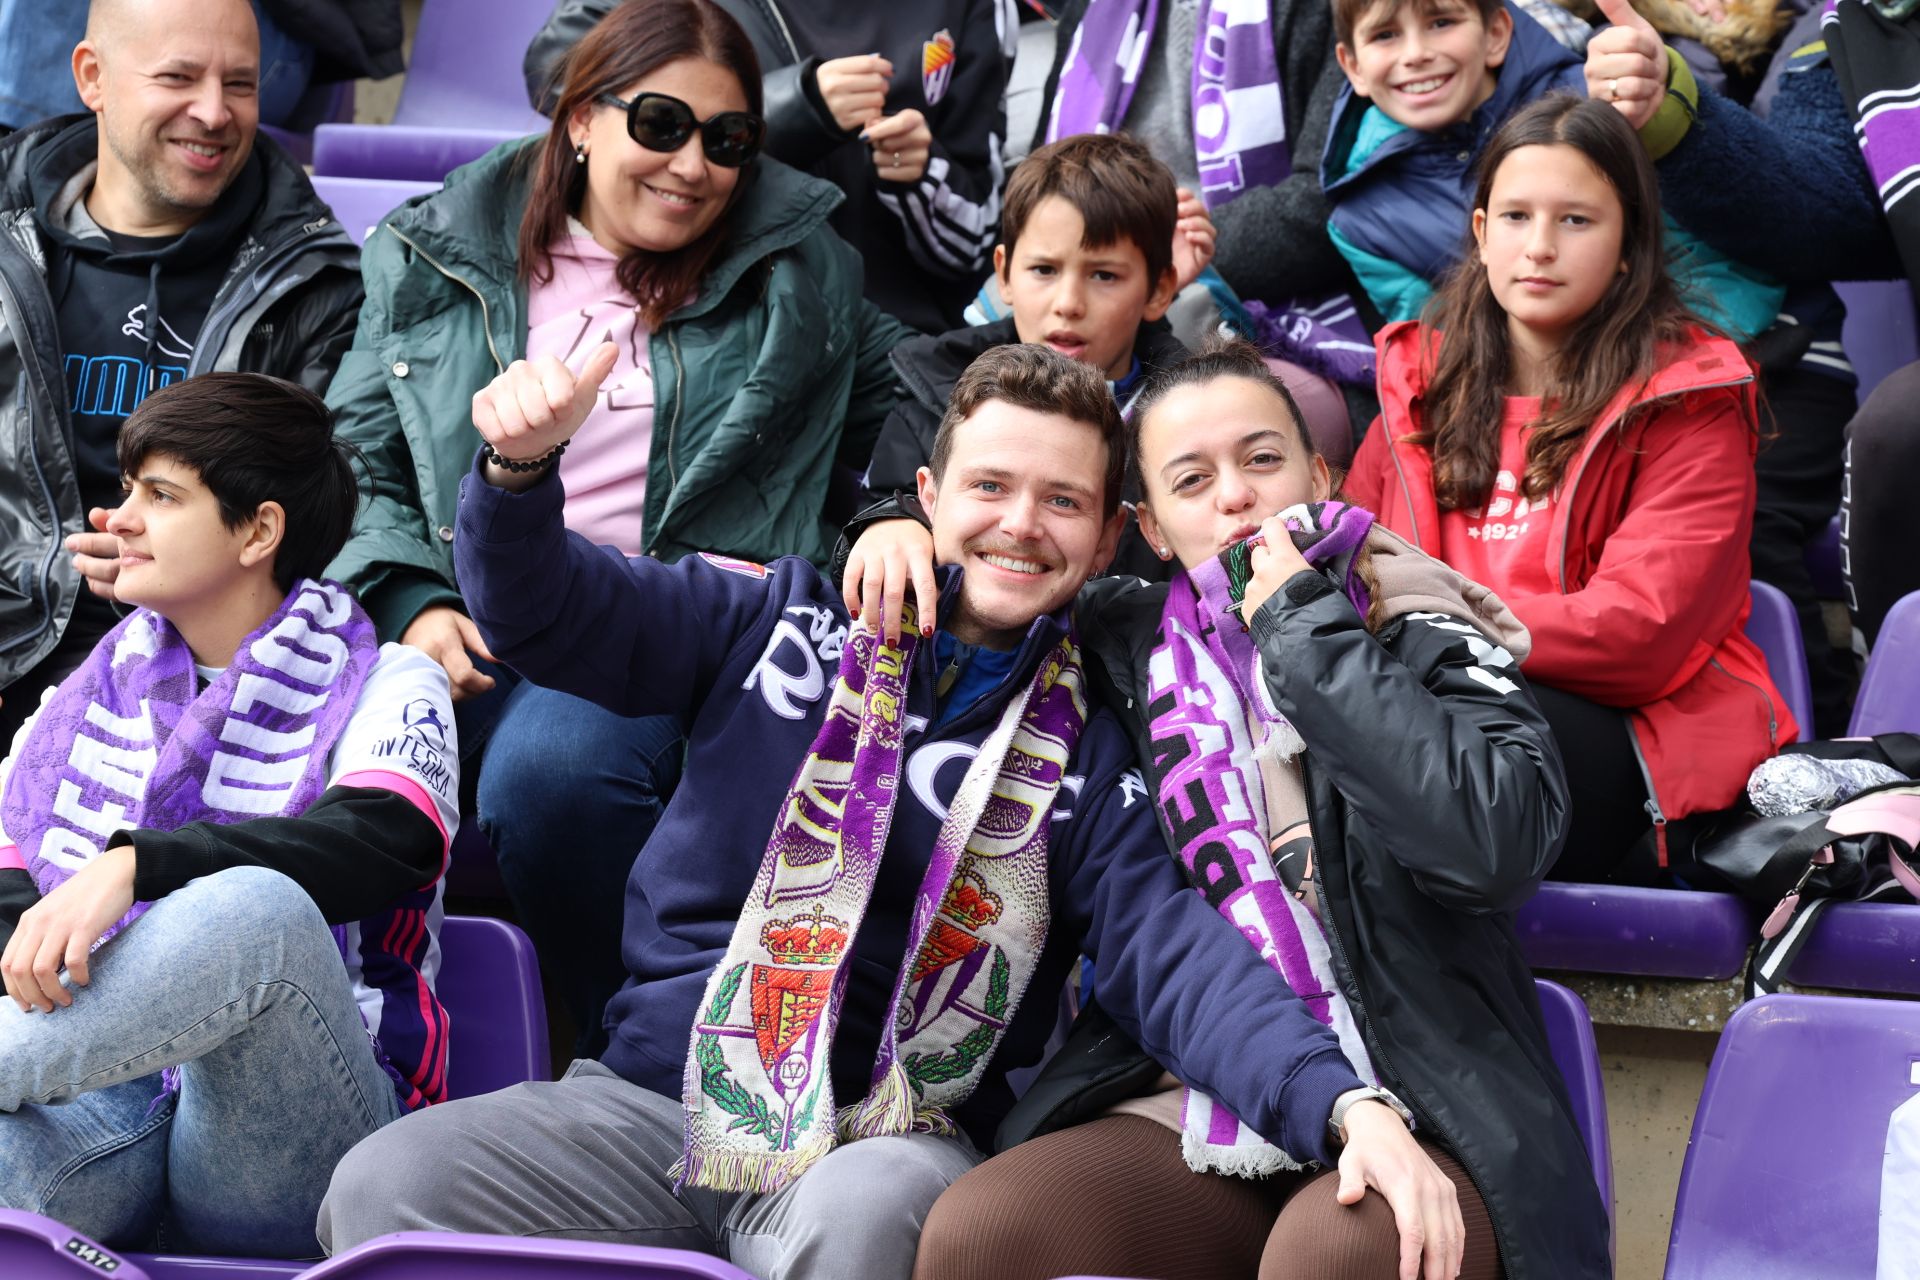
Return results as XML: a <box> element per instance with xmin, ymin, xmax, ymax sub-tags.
<box><xmin>574</xmin><ymin>142</ymin><xmax>587</xmax><ymax>165</ymax></box>
<box><xmin>1157</xmin><ymin>545</ymin><xmax>1171</xmax><ymax>559</ymax></box>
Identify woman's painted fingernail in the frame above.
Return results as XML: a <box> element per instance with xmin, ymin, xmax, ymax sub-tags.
<box><xmin>921</xmin><ymin>624</ymin><xmax>933</xmax><ymax>637</ymax></box>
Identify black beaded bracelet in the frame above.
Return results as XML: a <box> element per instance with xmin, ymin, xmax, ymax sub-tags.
<box><xmin>483</xmin><ymin>440</ymin><xmax>567</xmax><ymax>473</ymax></box>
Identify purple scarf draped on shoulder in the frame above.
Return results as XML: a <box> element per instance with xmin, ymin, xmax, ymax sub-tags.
<box><xmin>1</xmin><ymin>580</ymin><xmax>378</xmax><ymax>947</ymax></box>
<box><xmin>1147</xmin><ymin>502</ymin><xmax>1380</xmax><ymax>1174</ymax></box>
<box><xmin>1048</xmin><ymin>0</ymin><xmax>1377</xmax><ymax>385</ymax></box>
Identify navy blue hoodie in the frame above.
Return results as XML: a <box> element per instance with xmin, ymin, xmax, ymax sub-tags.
<box><xmin>454</xmin><ymin>456</ymin><xmax>1367</xmax><ymax>1161</ymax></box>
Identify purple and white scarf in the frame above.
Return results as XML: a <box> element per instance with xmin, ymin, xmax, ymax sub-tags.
<box><xmin>1826</xmin><ymin>0</ymin><xmax>1920</xmax><ymax>283</ymax></box>
<box><xmin>1147</xmin><ymin>502</ymin><xmax>1379</xmax><ymax>1175</ymax></box>
<box><xmin>1047</xmin><ymin>0</ymin><xmax>1376</xmax><ymax>384</ymax></box>
<box><xmin>0</xmin><ymin>579</ymin><xmax>378</xmax><ymax>947</ymax></box>
<box><xmin>677</xmin><ymin>604</ymin><xmax>1087</xmax><ymax>1194</ymax></box>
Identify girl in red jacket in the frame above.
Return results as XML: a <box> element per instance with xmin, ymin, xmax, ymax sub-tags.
<box><xmin>1344</xmin><ymin>94</ymin><xmax>1793</xmax><ymax>883</ymax></box>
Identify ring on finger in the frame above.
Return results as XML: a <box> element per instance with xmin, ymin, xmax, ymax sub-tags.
<box><xmin>891</xmin><ymin>150</ymin><xmax>901</xmax><ymax>167</ymax></box>
<box><xmin>1606</xmin><ymin>77</ymin><xmax>1619</xmax><ymax>100</ymax></box>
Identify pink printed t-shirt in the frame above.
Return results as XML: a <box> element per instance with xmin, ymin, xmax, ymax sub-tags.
<box><xmin>1435</xmin><ymin>396</ymin><xmax>1559</xmax><ymax>603</ymax></box>
<box><xmin>526</xmin><ymin>223</ymin><xmax>654</xmax><ymax>557</ymax></box>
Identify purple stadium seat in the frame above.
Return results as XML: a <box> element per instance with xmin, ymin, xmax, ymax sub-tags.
<box><xmin>436</xmin><ymin>915</ymin><xmax>551</xmax><ymax>1099</ymax></box>
<box><xmin>1786</xmin><ymin>901</ymin><xmax>1920</xmax><ymax>995</ymax></box>
<box><xmin>0</xmin><ymin>1210</ymin><xmax>155</xmax><ymax>1280</ymax></box>
<box><xmin>1665</xmin><ymin>993</ymin><xmax>1920</xmax><ymax>1279</ymax></box>
<box><xmin>311</xmin><ymin>125</ymin><xmax>529</xmax><ymax>183</ymax></box>
<box><xmin>1745</xmin><ymin>578</ymin><xmax>1814</xmax><ymax>743</ymax></box>
<box><xmin>1534</xmin><ymin>979</ymin><xmax>1613</xmax><ymax>1239</ymax></box>
<box><xmin>1851</xmin><ymin>590</ymin><xmax>1920</xmax><ymax>738</ymax></box>
<box><xmin>1516</xmin><ymin>882</ymin><xmax>1756</xmax><ymax>980</ymax></box>
<box><xmin>1837</xmin><ymin>280</ymin><xmax>1920</xmax><ymax>405</ymax></box>
<box><xmin>303</xmin><ymin>1233</ymin><xmax>754</xmax><ymax>1279</ymax></box>
<box><xmin>309</xmin><ymin>176</ymin><xmax>438</xmax><ymax>246</ymax></box>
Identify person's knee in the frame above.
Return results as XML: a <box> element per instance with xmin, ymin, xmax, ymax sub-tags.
<box><xmin>914</xmin><ymin>1165</ymin><xmax>1047</xmax><ymax>1280</ymax></box>
<box><xmin>1260</xmin><ymin>1174</ymin><xmax>1402</xmax><ymax>1278</ymax></box>
<box><xmin>315</xmin><ymin>1114</ymin><xmax>451</xmax><ymax>1254</ymax></box>
<box><xmin>1850</xmin><ymin>361</ymin><xmax>1920</xmax><ymax>464</ymax></box>
<box><xmin>783</xmin><ymin>1135</ymin><xmax>974</xmax><ymax>1260</ymax></box>
<box><xmin>178</xmin><ymin>866</ymin><xmax>325</xmax><ymax>951</ymax></box>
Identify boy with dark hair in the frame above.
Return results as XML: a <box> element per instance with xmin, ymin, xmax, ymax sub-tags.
<box><xmin>0</xmin><ymin>373</ymin><xmax>459</xmax><ymax>1258</ymax></box>
<box><xmin>860</xmin><ymin>132</ymin><xmax>1197</xmax><ymax>508</ymax></box>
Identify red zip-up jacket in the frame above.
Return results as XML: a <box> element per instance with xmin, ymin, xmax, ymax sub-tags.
<box><xmin>1346</xmin><ymin>321</ymin><xmax>1793</xmax><ymax>843</ymax></box>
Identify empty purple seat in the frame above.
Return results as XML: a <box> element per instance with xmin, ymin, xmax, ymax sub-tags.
<box><xmin>312</xmin><ymin>125</ymin><xmax>530</xmax><ymax>183</ymax></box>
<box><xmin>1516</xmin><ymin>882</ymin><xmax>1756</xmax><ymax>980</ymax></box>
<box><xmin>1851</xmin><ymin>590</ymin><xmax>1920</xmax><ymax>738</ymax></box>
<box><xmin>1837</xmin><ymin>280</ymin><xmax>1920</xmax><ymax>405</ymax></box>
<box><xmin>1666</xmin><ymin>993</ymin><xmax>1920</xmax><ymax>1279</ymax></box>
<box><xmin>385</xmin><ymin>0</ymin><xmax>551</xmax><ymax>133</ymax></box>
<box><xmin>1534</xmin><ymin>978</ymin><xmax>1613</xmax><ymax>1240</ymax></box>
<box><xmin>1745</xmin><ymin>578</ymin><xmax>1814</xmax><ymax>743</ymax></box>
<box><xmin>309</xmin><ymin>176</ymin><xmax>438</xmax><ymax>246</ymax></box>
<box><xmin>436</xmin><ymin>915</ymin><xmax>550</xmax><ymax>1099</ymax></box>
<box><xmin>304</xmin><ymin>1232</ymin><xmax>755</xmax><ymax>1279</ymax></box>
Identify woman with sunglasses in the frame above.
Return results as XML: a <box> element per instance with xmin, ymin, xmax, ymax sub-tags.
<box><xmin>526</xmin><ymin>0</ymin><xmax>1016</xmax><ymax>335</ymax></box>
<box><xmin>324</xmin><ymin>0</ymin><xmax>911</xmax><ymax>1059</ymax></box>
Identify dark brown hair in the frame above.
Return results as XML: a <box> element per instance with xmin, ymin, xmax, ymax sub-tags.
<box><xmin>1332</xmin><ymin>0</ymin><xmax>1502</xmax><ymax>51</ymax></box>
<box><xmin>118</xmin><ymin>373</ymin><xmax>361</xmax><ymax>592</ymax></box>
<box><xmin>518</xmin><ymin>0</ymin><xmax>762</xmax><ymax>330</ymax></box>
<box><xmin>1126</xmin><ymin>337</ymin><xmax>1314</xmax><ymax>500</ymax></box>
<box><xmin>1412</xmin><ymin>94</ymin><xmax>1721</xmax><ymax>511</ymax></box>
<box><xmin>1000</xmin><ymin>133</ymin><xmax>1177</xmax><ymax>290</ymax></box>
<box><xmin>930</xmin><ymin>344</ymin><xmax>1127</xmax><ymax>518</ymax></box>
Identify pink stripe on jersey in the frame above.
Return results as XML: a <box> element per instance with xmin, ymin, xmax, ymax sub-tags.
<box><xmin>337</xmin><ymin>769</ymin><xmax>451</xmax><ymax>859</ymax></box>
<box><xmin>0</xmin><ymin>845</ymin><xmax>23</xmax><ymax>872</ymax></box>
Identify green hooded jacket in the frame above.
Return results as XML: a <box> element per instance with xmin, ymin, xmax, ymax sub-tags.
<box><xmin>323</xmin><ymin>137</ymin><xmax>910</xmax><ymax>641</ymax></box>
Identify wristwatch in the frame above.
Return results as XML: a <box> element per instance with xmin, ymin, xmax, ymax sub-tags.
<box><xmin>1328</xmin><ymin>1085</ymin><xmax>1415</xmax><ymax>1148</ymax></box>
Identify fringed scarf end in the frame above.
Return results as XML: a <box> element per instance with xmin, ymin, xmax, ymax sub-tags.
<box><xmin>671</xmin><ymin>1137</ymin><xmax>833</xmax><ymax>1196</ymax></box>
<box><xmin>1180</xmin><ymin>1128</ymin><xmax>1307</xmax><ymax>1179</ymax></box>
<box><xmin>838</xmin><ymin>1060</ymin><xmax>918</xmax><ymax>1140</ymax></box>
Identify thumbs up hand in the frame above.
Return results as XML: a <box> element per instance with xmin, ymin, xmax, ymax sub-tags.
<box><xmin>472</xmin><ymin>341</ymin><xmax>619</xmax><ymax>488</ymax></box>
<box><xmin>1585</xmin><ymin>0</ymin><xmax>1669</xmax><ymax>130</ymax></box>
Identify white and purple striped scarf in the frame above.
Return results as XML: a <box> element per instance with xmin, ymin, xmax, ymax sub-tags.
<box><xmin>1047</xmin><ymin>0</ymin><xmax>1376</xmax><ymax>384</ymax></box>
<box><xmin>1147</xmin><ymin>503</ymin><xmax>1379</xmax><ymax>1175</ymax></box>
<box><xmin>1826</xmin><ymin>0</ymin><xmax>1920</xmax><ymax>282</ymax></box>
<box><xmin>0</xmin><ymin>580</ymin><xmax>377</xmax><ymax>946</ymax></box>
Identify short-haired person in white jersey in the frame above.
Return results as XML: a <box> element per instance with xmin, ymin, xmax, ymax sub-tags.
<box><xmin>0</xmin><ymin>373</ymin><xmax>460</xmax><ymax>1259</ymax></box>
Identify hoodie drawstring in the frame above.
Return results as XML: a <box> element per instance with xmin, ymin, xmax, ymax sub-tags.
<box><xmin>142</xmin><ymin>261</ymin><xmax>161</xmax><ymax>397</ymax></box>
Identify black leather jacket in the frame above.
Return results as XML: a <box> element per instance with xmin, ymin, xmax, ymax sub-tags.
<box><xmin>999</xmin><ymin>570</ymin><xmax>1612</xmax><ymax>1279</ymax></box>
<box><xmin>0</xmin><ymin>116</ymin><xmax>363</xmax><ymax>691</ymax></box>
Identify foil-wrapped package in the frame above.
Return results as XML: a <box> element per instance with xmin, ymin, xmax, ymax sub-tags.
<box><xmin>1747</xmin><ymin>754</ymin><xmax>1908</xmax><ymax>818</ymax></box>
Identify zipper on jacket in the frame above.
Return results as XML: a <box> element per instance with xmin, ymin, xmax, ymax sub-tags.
<box><xmin>1298</xmin><ymin>753</ymin><xmax>1515</xmax><ymax>1276</ymax></box>
<box><xmin>1623</xmin><ymin>722</ymin><xmax>1671</xmax><ymax>869</ymax></box>
<box><xmin>1709</xmin><ymin>655</ymin><xmax>1781</xmax><ymax>746</ymax></box>
<box><xmin>385</xmin><ymin>226</ymin><xmax>506</xmax><ymax>375</ymax></box>
<box><xmin>189</xmin><ymin>223</ymin><xmax>351</xmax><ymax>377</ymax></box>
<box><xmin>1383</xmin><ymin>436</ymin><xmax>1424</xmax><ymax>549</ymax></box>
<box><xmin>0</xmin><ymin>237</ymin><xmax>74</xmax><ymax>659</ymax></box>
<box><xmin>645</xmin><ymin>329</ymin><xmax>687</xmax><ymax>559</ymax></box>
<box><xmin>757</xmin><ymin>0</ymin><xmax>802</xmax><ymax>62</ymax></box>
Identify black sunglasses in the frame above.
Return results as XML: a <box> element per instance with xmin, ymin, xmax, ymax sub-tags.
<box><xmin>597</xmin><ymin>91</ymin><xmax>765</xmax><ymax>168</ymax></box>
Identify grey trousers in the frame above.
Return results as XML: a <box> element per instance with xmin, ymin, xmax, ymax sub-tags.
<box><xmin>316</xmin><ymin>1059</ymin><xmax>981</xmax><ymax>1280</ymax></box>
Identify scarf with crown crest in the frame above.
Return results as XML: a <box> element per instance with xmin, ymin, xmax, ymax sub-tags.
<box><xmin>677</xmin><ymin>603</ymin><xmax>1087</xmax><ymax>1194</ymax></box>
<box><xmin>1046</xmin><ymin>0</ymin><xmax>1376</xmax><ymax>385</ymax></box>
<box><xmin>1148</xmin><ymin>502</ymin><xmax>1380</xmax><ymax>1175</ymax></box>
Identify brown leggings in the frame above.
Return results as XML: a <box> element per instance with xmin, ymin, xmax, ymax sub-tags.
<box><xmin>912</xmin><ymin>1115</ymin><xmax>1503</xmax><ymax>1280</ymax></box>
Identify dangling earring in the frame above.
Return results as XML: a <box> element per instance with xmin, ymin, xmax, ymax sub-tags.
<box><xmin>574</xmin><ymin>141</ymin><xmax>587</xmax><ymax>165</ymax></box>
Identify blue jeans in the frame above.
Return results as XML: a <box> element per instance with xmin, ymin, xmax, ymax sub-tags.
<box><xmin>472</xmin><ymin>678</ymin><xmax>683</xmax><ymax>1059</ymax></box>
<box><xmin>0</xmin><ymin>866</ymin><xmax>403</xmax><ymax>1257</ymax></box>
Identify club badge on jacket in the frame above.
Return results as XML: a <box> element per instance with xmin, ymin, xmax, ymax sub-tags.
<box><xmin>922</xmin><ymin>29</ymin><xmax>956</xmax><ymax>106</ymax></box>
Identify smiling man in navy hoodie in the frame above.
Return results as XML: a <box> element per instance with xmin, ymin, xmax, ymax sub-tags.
<box><xmin>317</xmin><ymin>342</ymin><xmax>1421</xmax><ymax>1280</ymax></box>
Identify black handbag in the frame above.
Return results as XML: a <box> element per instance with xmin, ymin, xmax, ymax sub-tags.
<box><xmin>1663</xmin><ymin>734</ymin><xmax>1920</xmax><ymax>996</ymax></box>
